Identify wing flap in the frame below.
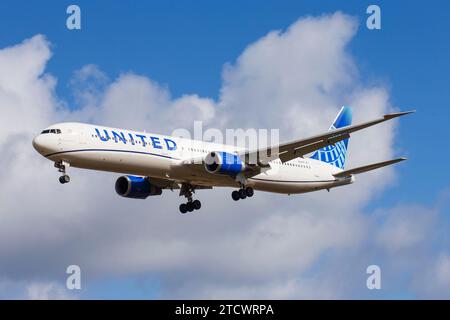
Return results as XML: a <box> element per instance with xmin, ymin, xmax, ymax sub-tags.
<box><xmin>149</xmin><ymin>177</ymin><xmax>181</xmax><ymax>189</ymax></box>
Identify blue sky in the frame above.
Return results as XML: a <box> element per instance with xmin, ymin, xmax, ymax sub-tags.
<box><xmin>0</xmin><ymin>1</ymin><xmax>449</xmax><ymax>299</ymax></box>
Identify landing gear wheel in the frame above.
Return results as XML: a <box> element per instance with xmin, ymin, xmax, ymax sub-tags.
<box><xmin>245</xmin><ymin>187</ymin><xmax>254</xmax><ymax>197</ymax></box>
<box><xmin>239</xmin><ymin>189</ymin><xmax>247</xmax><ymax>199</ymax></box>
<box><xmin>193</xmin><ymin>199</ymin><xmax>201</xmax><ymax>210</ymax></box>
<box><xmin>56</xmin><ymin>161</ymin><xmax>70</xmax><ymax>184</ymax></box>
<box><xmin>232</xmin><ymin>190</ymin><xmax>240</xmax><ymax>201</ymax></box>
<box><xmin>179</xmin><ymin>203</ymin><xmax>187</xmax><ymax>214</ymax></box>
<box><xmin>180</xmin><ymin>183</ymin><xmax>202</xmax><ymax>212</ymax></box>
<box><xmin>59</xmin><ymin>175</ymin><xmax>70</xmax><ymax>184</ymax></box>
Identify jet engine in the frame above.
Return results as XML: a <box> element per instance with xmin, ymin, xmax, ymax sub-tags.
<box><xmin>204</xmin><ymin>151</ymin><xmax>245</xmax><ymax>176</ymax></box>
<box><xmin>115</xmin><ymin>175</ymin><xmax>162</xmax><ymax>199</ymax></box>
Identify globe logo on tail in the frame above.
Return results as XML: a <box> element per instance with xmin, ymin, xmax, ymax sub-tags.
<box><xmin>310</xmin><ymin>106</ymin><xmax>352</xmax><ymax>170</ymax></box>
<box><xmin>310</xmin><ymin>125</ymin><xmax>349</xmax><ymax>169</ymax></box>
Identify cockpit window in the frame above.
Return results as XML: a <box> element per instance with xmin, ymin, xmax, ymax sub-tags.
<box><xmin>41</xmin><ymin>129</ymin><xmax>62</xmax><ymax>134</ymax></box>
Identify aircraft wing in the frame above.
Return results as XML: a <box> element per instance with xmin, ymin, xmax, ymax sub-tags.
<box><xmin>148</xmin><ymin>177</ymin><xmax>181</xmax><ymax>189</ymax></box>
<box><xmin>148</xmin><ymin>176</ymin><xmax>213</xmax><ymax>190</ymax></box>
<box><xmin>240</xmin><ymin>110</ymin><xmax>414</xmax><ymax>165</ymax></box>
<box><xmin>333</xmin><ymin>157</ymin><xmax>407</xmax><ymax>178</ymax></box>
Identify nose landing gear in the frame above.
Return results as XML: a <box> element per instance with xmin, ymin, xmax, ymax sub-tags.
<box><xmin>55</xmin><ymin>161</ymin><xmax>70</xmax><ymax>184</ymax></box>
<box><xmin>59</xmin><ymin>174</ymin><xmax>70</xmax><ymax>184</ymax></box>
<box><xmin>232</xmin><ymin>186</ymin><xmax>254</xmax><ymax>201</ymax></box>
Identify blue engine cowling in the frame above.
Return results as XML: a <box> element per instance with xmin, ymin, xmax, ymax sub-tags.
<box><xmin>115</xmin><ymin>175</ymin><xmax>162</xmax><ymax>199</ymax></box>
<box><xmin>204</xmin><ymin>151</ymin><xmax>245</xmax><ymax>176</ymax></box>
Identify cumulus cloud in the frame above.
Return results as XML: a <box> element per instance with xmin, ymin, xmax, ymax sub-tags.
<box><xmin>0</xmin><ymin>13</ymin><xmax>448</xmax><ymax>299</ymax></box>
<box><xmin>26</xmin><ymin>282</ymin><xmax>76</xmax><ymax>300</ymax></box>
<box><xmin>219</xmin><ymin>13</ymin><xmax>357</xmax><ymax>135</ymax></box>
<box><xmin>375</xmin><ymin>205</ymin><xmax>437</xmax><ymax>255</ymax></box>
<box><xmin>69</xmin><ymin>64</ymin><xmax>109</xmax><ymax>109</ymax></box>
<box><xmin>0</xmin><ymin>35</ymin><xmax>57</xmax><ymax>144</ymax></box>
<box><xmin>0</xmin><ymin>279</ymin><xmax>76</xmax><ymax>299</ymax></box>
<box><xmin>70</xmin><ymin>71</ymin><xmax>216</xmax><ymax>134</ymax></box>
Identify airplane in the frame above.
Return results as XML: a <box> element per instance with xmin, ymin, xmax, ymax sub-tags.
<box><xmin>32</xmin><ymin>106</ymin><xmax>413</xmax><ymax>214</ymax></box>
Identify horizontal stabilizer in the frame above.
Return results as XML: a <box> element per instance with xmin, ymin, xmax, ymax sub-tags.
<box><xmin>333</xmin><ymin>157</ymin><xmax>407</xmax><ymax>178</ymax></box>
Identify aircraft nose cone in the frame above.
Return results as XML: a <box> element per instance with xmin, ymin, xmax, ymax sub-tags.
<box><xmin>32</xmin><ymin>135</ymin><xmax>46</xmax><ymax>154</ymax></box>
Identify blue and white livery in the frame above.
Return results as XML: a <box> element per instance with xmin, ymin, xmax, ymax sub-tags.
<box><xmin>310</xmin><ymin>106</ymin><xmax>352</xmax><ymax>169</ymax></box>
<box><xmin>32</xmin><ymin>106</ymin><xmax>413</xmax><ymax>213</ymax></box>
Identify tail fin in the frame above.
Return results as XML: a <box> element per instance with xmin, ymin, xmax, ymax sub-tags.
<box><xmin>310</xmin><ymin>106</ymin><xmax>352</xmax><ymax>169</ymax></box>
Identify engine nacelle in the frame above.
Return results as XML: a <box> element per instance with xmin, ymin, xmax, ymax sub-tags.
<box><xmin>115</xmin><ymin>175</ymin><xmax>162</xmax><ymax>199</ymax></box>
<box><xmin>204</xmin><ymin>151</ymin><xmax>245</xmax><ymax>176</ymax></box>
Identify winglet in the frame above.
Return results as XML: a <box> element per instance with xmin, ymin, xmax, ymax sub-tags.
<box><xmin>384</xmin><ymin>110</ymin><xmax>416</xmax><ymax>120</ymax></box>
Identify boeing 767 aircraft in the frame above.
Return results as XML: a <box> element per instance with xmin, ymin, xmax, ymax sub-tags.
<box><xmin>32</xmin><ymin>107</ymin><xmax>413</xmax><ymax>213</ymax></box>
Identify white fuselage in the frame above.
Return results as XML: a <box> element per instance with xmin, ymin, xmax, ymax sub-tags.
<box><xmin>32</xmin><ymin>122</ymin><xmax>354</xmax><ymax>194</ymax></box>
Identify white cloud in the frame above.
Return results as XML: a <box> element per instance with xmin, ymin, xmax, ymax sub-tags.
<box><xmin>0</xmin><ymin>35</ymin><xmax>57</xmax><ymax>144</ymax></box>
<box><xmin>412</xmin><ymin>251</ymin><xmax>450</xmax><ymax>298</ymax></box>
<box><xmin>0</xmin><ymin>279</ymin><xmax>76</xmax><ymax>299</ymax></box>
<box><xmin>69</xmin><ymin>64</ymin><xmax>109</xmax><ymax>108</ymax></box>
<box><xmin>375</xmin><ymin>205</ymin><xmax>436</xmax><ymax>255</ymax></box>
<box><xmin>219</xmin><ymin>13</ymin><xmax>358</xmax><ymax>136</ymax></box>
<box><xmin>26</xmin><ymin>282</ymin><xmax>76</xmax><ymax>300</ymax></box>
<box><xmin>0</xmin><ymin>13</ymin><xmax>447</xmax><ymax>299</ymax></box>
<box><xmin>69</xmin><ymin>72</ymin><xmax>216</xmax><ymax>135</ymax></box>
<box><xmin>435</xmin><ymin>254</ymin><xmax>450</xmax><ymax>286</ymax></box>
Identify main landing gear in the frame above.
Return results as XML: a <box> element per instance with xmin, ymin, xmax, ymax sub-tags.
<box><xmin>55</xmin><ymin>161</ymin><xmax>70</xmax><ymax>184</ymax></box>
<box><xmin>232</xmin><ymin>186</ymin><xmax>254</xmax><ymax>201</ymax></box>
<box><xmin>179</xmin><ymin>199</ymin><xmax>201</xmax><ymax>214</ymax></box>
<box><xmin>179</xmin><ymin>183</ymin><xmax>201</xmax><ymax>214</ymax></box>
